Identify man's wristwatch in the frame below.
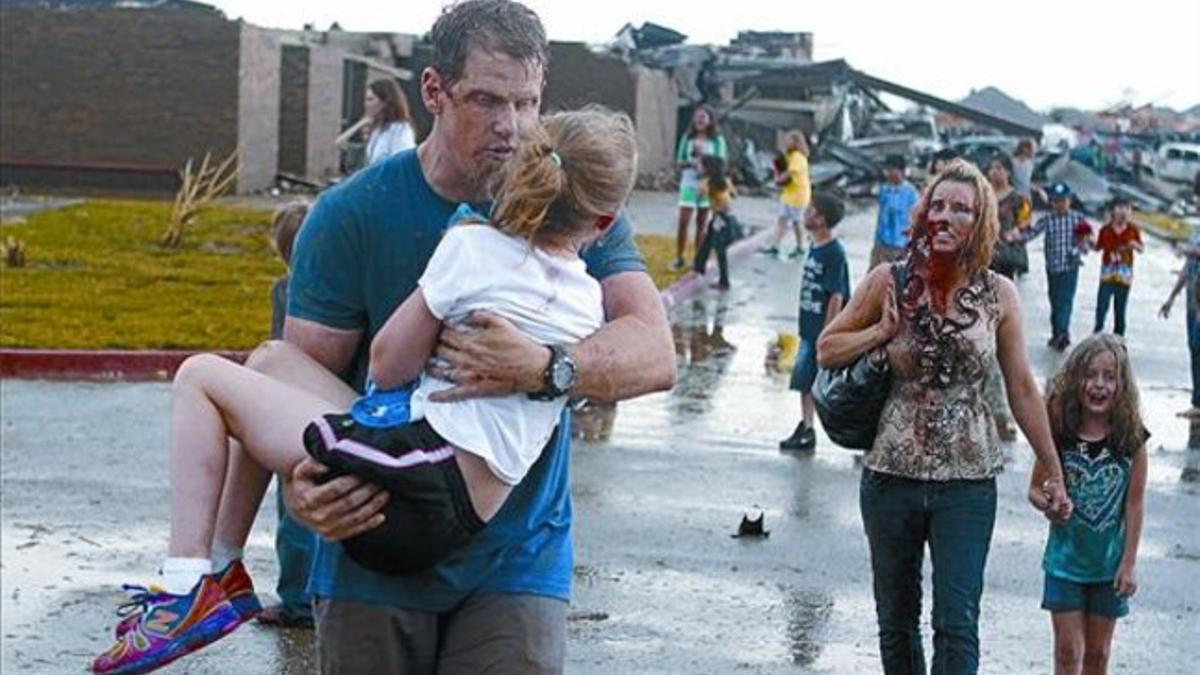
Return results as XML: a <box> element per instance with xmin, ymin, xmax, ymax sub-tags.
<box><xmin>528</xmin><ymin>344</ymin><xmax>576</xmax><ymax>401</ymax></box>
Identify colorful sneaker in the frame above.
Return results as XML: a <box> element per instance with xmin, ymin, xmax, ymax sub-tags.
<box><xmin>113</xmin><ymin>560</ymin><xmax>260</xmax><ymax>639</ymax></box>
<box><xmin>92</xmin><ymin>575</ymin><xmax>244</xmax><ymax>674</ymax></box>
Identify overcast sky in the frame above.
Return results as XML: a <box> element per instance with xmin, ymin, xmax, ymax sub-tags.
<box><xmin>209</xmin><ymin>0</ymin><xmax>1199</xmax><ymax>113</ymax></box>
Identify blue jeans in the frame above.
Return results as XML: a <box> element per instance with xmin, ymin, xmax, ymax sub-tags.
<box><xmin>275</xmin><ymin>477</ymin><xmax>315</xmax><ymax>618</ymax></box>
<box><xmin>1046</xmin><ymin>269</ymin><xmax>1079</xmax><ymax>339</ymax></box>
<box><xmin>860</xmin><ymin>469</ymin><xmax>997</xmax><ymax>675</ymax></box>
<box><xmin>1189</xmin><ymin>301</ymin><xmax>1200</xmax><ymax>408</ymax></box>
<box><xmin>1093</xmin><ymin>281</ymin><xmax>1130</xmax><ymax>335</ymax></box>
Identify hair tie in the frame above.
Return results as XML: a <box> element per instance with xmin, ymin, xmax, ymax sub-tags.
<box><xmin>548</xmin><ymin>151</ymin><xmax>562</xmax><ymax>168</ymax></box>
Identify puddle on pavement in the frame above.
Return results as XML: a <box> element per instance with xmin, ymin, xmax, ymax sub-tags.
<box><xmin>782</xmin><ymin>587</ymin><xmax>834</xmax><ymax>667</ymax></box>
<box><xmin>671</xmin><ymin>297</ymin><xmax>738</xmax><ymax>409</ymax></box>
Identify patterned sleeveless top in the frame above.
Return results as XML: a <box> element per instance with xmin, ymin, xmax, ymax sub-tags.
<box><xmin>866</xmin><ymin>268</ymin><xmax>1005</xmax><ymax>480</ymax></box>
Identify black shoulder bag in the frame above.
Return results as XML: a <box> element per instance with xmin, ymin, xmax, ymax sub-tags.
<box><xmin>812</xmin><ymin>263</ymin><xmax>906</xmax><ymax>450</ymax></box>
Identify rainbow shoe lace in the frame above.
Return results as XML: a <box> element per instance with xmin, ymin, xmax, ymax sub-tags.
<box><xmin>92</xmin><ymin>574</ymin><xmax>244</xmax><ymax>674</ymax></box>
<box><xmin>112</xmin><ymin>560</ymin><xmax>261</xmax><ymax>639</ymax></box>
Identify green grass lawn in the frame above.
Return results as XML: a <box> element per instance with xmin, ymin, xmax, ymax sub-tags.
<box><xmin>1</xmin><ymin>199</ymin><xmax>281</xmax><ymax>349</ymax></box>
<box><xmin>1</xmin><ymin>200</ymin><xmax>682</xmax><ymax>350</ymax></box>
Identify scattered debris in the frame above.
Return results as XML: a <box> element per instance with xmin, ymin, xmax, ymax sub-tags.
<box><xmin>732</xmin><ymin>511</ymin><xmax>769</xmax><ymax>538</ymax></box>
<box><xmin>4</xmin><ymin>236</ymin><xmax>26</xmax><ymax>267</ymax></box>
<box><xmin>568</xmin><ymin>610</ymin><xmax>611</xmax><ymax>623</ymax></box>
<box><xmin>161</xmin><ymin>150</ymin><xmax>239</xmax><ymax>248</ymax></box>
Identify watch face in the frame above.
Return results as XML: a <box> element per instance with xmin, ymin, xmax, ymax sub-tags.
<box><xmin>551</xmin><ymin>359</ymin><xmax>574</xmax><ymax>390</ymax></box>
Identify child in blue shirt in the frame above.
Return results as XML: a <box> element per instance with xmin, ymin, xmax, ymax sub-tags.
<box><xmin>780</xmin><ymin>191</ymin><xmax>850</xmax><ymax>451</ymax></box>
<box><xmin>1029</xmin><ymin>334</ymin><xmax>1148</xmax><ymax>675</ymax></box>
<box><xmin>870</xmin><ymin>154</ymin><xmax>919</xmax><ymax>270</ymax></box>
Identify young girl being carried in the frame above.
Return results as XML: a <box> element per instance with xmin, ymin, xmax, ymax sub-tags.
<box><xmin>1030</xmin><ymin>333</ymin><xmax>1148</xmax><ymax>675</ymax></box>
<box><xmin>91</xmin><ymin>107</ymin><xmax>638</xmax><ymax>675</ymax></box>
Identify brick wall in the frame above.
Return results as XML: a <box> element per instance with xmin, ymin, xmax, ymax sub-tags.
<box><xmin>277</xmin><ymin>43</ymin><xmax>344</xmax><ymax>183</ymax></box>
<box><xmin>277</xmin><ymin>45</ymin><xmax>309</xmax><ymax>177</ymax></box>
<box><xmin>0</xmin><ymin>6</ymin><xmax>281</xmax><ymax>193</ymax></box>
<box><xmin>0</xmin><ymin>6</ymin><xmax>240</xmax><ymax>174</ymax></box>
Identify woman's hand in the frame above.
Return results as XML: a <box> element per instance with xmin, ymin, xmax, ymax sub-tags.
<box><xmin>1114</xmin><ymin>559</ymin><xmax>1138</xmax><ymax>596</ymax></box>
<box><xmin>1027</xmin><ymin>485</ymin><xmax>1051</xmax><ymax>513</ymax></box>
<box><xmin>1041</xmin><ymin>477</ymin><xmax>1073</xmax><ymax>522</ymax></box>
<box><xmin>877</xmin><ymin>277</ymin><xmax>900</xmax><ymax>343</ymax></box>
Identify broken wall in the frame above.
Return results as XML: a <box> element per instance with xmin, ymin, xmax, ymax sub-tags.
<box><xmin>631</xmin><ymin>65</ymin><xmax>677</xmax><ymax>177</ymax></box>
<box><xmin>236</xmin><ymin>24</ymin><xmax>281</xmax><ymax>192</ymax></box>
<box><xmin>545</xmin><ymin>43</ymin><xmax>674</xmax><ymax>179</ymax></box>
<box><xmin>278</xmin><ymin>43</ymin><xmax>343</xmax><ymax>182</ymax></box>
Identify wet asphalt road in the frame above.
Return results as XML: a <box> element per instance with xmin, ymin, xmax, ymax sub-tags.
<box><xmin>3</xmin><ymin>204</ymin><xmax>1199</xmax><ymax>673</ymax></box>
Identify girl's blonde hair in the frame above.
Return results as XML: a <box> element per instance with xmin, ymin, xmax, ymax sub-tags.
<box><xmin>271</xmin><ymin>201</ymin><xmax>309</xmax><ymax>265</ymax></box>
<box><xmin>1045</xmin><ymin>333</ymin><xmax>1145</xmax><ymax>458</ymax></box>
<box><xmin>906</xmin><ymin>158</ymin><xmax>998</xmax><ymax>275</ymax></box>
<box><xmin>490</xmin><ymin>106</ymin><xmax>638</xmax><ymax>249</ymax></box>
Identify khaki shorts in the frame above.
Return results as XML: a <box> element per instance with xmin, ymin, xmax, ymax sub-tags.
<box><xmin>314</xmin><ymin>593</ymin><xmax>568</xmax><ymax>675</ymax></box>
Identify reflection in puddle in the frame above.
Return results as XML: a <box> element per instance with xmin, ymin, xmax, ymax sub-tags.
<box><xmin>572</xmin><ymin>400</ymin><xmax>619</xmax><ymax>442</ymax></box>
<box><xmin>1182</xmin><ymin>419</ymin><xmax>1200</xmax><ymax>483</ymax></box>
<box><xmin>783</xmin><ymin>588</ymin><xmax>833</xmax><ymax>667</ymax></box>
<box><xmin>671</xmin><ymin>297</ymin><xmax>737</xmax><ymax>411</ymax></box>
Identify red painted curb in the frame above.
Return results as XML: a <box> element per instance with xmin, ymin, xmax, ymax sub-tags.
<box><xmin>0</xmin><ymin>349</ymin><xmax>248</xmax><ymax>382</ymax></box>
<box><xmin>659</xmin><ymin>226</ymin><xmax>775</xmax><ymax>310</ymax></box>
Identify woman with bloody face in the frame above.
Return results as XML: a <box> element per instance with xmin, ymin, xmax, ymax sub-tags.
<box><xmin>817</xmin><ymin>159</ymin><xmax>1073</xmax><ymax>674</ymax></box>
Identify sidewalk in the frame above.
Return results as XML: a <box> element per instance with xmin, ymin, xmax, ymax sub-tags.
<box><xmin>566</xmin><ymin>206</ymin><xmax>1199</xmax><ymax>673</ymax></box>
<box><xmin>2</xmin><ymin>206</ymin><xmax>1198</xmax><ymax>674</ymax></box>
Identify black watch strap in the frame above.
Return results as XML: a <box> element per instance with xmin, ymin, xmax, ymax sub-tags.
<box><xmin>528</xmin><ymin>344</ymin><xmax>573</xmax><ymax>401</ymax></box>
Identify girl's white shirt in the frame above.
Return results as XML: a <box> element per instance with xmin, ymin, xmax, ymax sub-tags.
<box><xmin>410</xmin><ymin>224</ymin><xmax>603</xmax><ymax>485</ymax></box>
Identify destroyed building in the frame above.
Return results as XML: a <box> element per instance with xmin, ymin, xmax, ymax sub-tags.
<box><xmin>0</xmin><ymin>0</ymin><xmax>410</xmax><ymax>193</ymax></box>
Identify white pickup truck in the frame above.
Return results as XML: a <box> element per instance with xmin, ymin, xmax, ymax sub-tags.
<box><xmin>1149</xmin><ymin>142</ymin><xmax>1200</xmax><ymax>183</ymax></box>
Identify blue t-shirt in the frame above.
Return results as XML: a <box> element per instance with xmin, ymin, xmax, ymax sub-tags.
<box><xmin>797</xmin><ymin>239</ymin><xmax>850</xmax><ymax>341</ymax></box>
<box><xmin>1043</xmin><ymin>436</ymin><xmax>1135</xmax><ymax>583</ymax></box>
<box><xmin>288</xmin><ymin>150</ymin><xmax>646</xmax><ymax>611</ymax></box>
<box><xmin>876</xmin><ymin>180</ymin><xmax>919</xmax><ymax>249</ymax></box>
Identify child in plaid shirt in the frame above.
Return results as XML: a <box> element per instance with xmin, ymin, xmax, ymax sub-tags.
<box><xmin>1009</xmin><ymin>182</ymin><xmax>1092</xmax><ymax>351</ymax></box>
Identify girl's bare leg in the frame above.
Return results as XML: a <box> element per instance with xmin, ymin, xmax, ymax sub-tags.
<box><xmin>676</xmin><ymin>206</ymin><xmax>695</xmax><ymax>260</ymax></box>
<box><xmin>1082</xmin><ymin>613</ymin><xmax>1117</xmax><ymax>675</ymax></box>
<box><xmin>168</xmin><ymin>353</ymin><xmax>343</xmax><ymax>558</ymax></box>
<box><xmin>1052</xmin><ymin>611</ymin><xmax>1086</xmax><ymax>675</ymax></box>
<box><xmin>211</xmin><ymin>341</ymin><xmax>357</xmax><ymax>554</ymax></box>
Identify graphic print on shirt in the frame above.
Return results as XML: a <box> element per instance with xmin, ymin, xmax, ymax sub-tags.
<box><xmin>1063</xmin><ymin>442</ymin><xmax>1130</xmax><ymax>532</ymax></box>
<box><xmin>798</xmin><ymin>255</ymin><xmax>826</xmax><ymax>316</ymax></box>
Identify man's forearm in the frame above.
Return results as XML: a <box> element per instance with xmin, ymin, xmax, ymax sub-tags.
<box><xmin>568</xmin><ymin>272</ymin><xmax>675</xmax><ymax>402</ymax></box>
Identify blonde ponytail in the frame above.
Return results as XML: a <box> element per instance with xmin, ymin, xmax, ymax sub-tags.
<box><xmin>490</xmin><ymin>106</ymin><xmax>637</xmax><ymax>248</ymax></box>
<box><xmin>490</xmin><ymin>124</ymin><xmax>566</xmax><ymax>243</ymax></box>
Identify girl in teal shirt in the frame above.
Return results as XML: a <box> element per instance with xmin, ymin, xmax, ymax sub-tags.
<box><xmin>1030</xmin><ymin>334</ymin><xmax>1148</xmax><ymax>675</ymax></box>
